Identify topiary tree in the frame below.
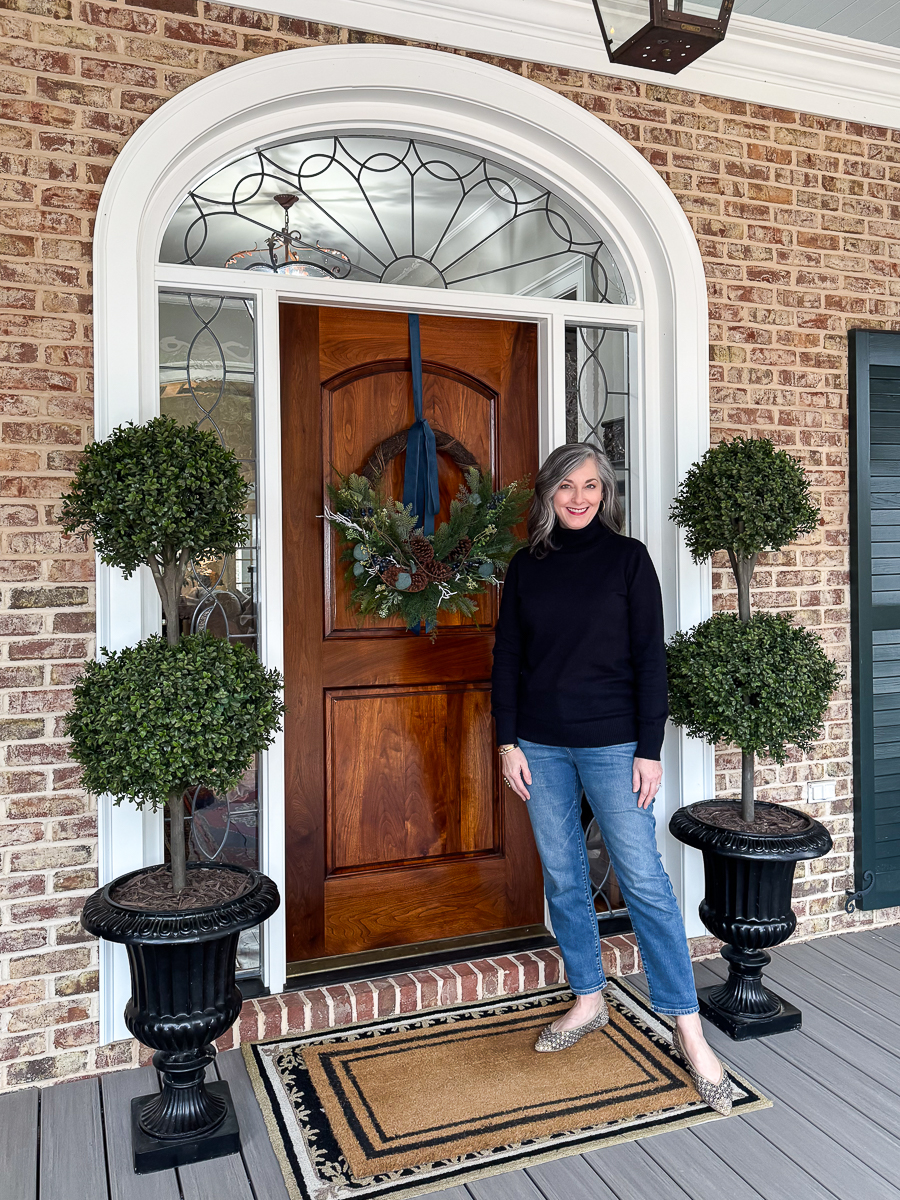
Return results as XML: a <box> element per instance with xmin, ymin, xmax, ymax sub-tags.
<box><xmin>60</xmin><ymin>417</ymin><xmax>283</xmax><ymax>893</ymax></box>
<box><xmin>668</xmin><ymin>436</ymin><xmax>840</xmax><ymax>823</ymax></box>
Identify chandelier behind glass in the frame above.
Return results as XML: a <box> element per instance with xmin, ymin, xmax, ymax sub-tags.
<box><xmin>223</xmin><ymin>192</ymin><xmax>351</xmax><ymax>278</ymax></box>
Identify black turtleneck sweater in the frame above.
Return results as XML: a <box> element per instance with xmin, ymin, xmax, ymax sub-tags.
<box><xmin>491</xmin><ymin>518</ymin><xmax>668</xmax><ymax>760</ymax></box>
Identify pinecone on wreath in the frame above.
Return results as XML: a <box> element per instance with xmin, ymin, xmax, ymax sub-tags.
<box><xmin>409</xmin><ymin>534</ymin><xmax>434</xmax><ymax>564</ymax></box>
<box><xmin>407</xmin><ymin>570</ymin><xmax>429</xmax><ymax>592</ymax></box>
<box><xmin>424</xmin><ymin>560</ymin><xmax>452</xmax><ymax>583</ymax></box>
<box><xmin>455</xmin><ymin>536</ymin><xmax>472</xmax><ymax>557</ymax></box>
<box><xmin>381</xmin><ymin>565</ymin><xmax>401</xmax><ymax>587</ymax></box>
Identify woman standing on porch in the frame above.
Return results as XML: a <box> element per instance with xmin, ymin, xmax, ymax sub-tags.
<box><xmin>491</xmin><ymin>442</ymin><xmax>732</xmax><ymax>1116</ymax></box>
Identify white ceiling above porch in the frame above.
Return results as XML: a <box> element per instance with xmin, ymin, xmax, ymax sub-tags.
<box><xmin>734</xmin><ymin>0</ymin><xmax>900</xmax><ymax>50</ymax></box>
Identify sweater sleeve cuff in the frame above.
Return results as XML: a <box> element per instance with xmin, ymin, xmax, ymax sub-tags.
<box><xmin>635</xmin><ymin>724</ymin><xmax>665</xmax><ymax>761</ymax></box>
<box><xmin>494</xmin><ymin>716</ymin><xmax>517</xmax><ymax>746</ymax></box>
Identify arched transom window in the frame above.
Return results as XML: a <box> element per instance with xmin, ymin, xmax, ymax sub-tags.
<box><xmin>160</xmin><ymin>134</ymin><xmax>633</xmax><ymax>304</ymax></box>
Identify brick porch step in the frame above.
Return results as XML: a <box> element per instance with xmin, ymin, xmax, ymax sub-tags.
<box><xmin>140</xmin><ymin>935</ymin><xmax>641</xmax><ymax>1061</ymax></box>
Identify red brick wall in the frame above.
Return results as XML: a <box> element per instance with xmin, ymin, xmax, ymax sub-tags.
<box><xmin>0</xmin><ymin>0</ymin><xmax>898</xmax><ymax>1089</ymax></box>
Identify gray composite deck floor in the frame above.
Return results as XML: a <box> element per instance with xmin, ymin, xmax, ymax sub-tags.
<box><xmin>3</xmin><ymin>926</ymin><xmax>900</xmax><ymax>1200</ymax></box>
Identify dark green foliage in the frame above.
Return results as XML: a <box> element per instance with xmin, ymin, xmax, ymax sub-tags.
<box><xmin>59</xmin><ymin>416</ymin><xmax>250</xmax><ymax>577</ymax></box>
<box><xmin>667</xmin><ymin>612</ymin><xmax>842</xmax><ymax>763</ymax></box>
<box><xmin>65</xmin><ymin>634</ymin><xmax>285</xmax><ymax>810</ymax></box>
<box><xmin>670</xmin><ymin>436</ymin><xmax>819</xmax><ymax>563</ymax></box>
<box><xmin>325</xmin><ymin>467</ymin><xmax>530</xmax><ymax>632</ymax></box>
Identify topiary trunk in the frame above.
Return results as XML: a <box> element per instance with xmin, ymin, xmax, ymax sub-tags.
<box><xmin>741</xmin><ymin>749</ymin><xmax>755</xmax><ymax>824</ymax></box>
<box><xmin>150</xmin><ymin>548</ymin><xmax>192</xmax><ymax>890</ymax></box>
<box><xmin>168</xmin><ymin>788</ymin><xmax>187</xmax><ymax>893</ymax></box>
<box><xmin>727</xmin><ymin>546</ymin><xmax>759</xmax><ymax>824</ymax></box>
<box><xmin>148</xmin><ymin>547</ymin><xmax>192</xmax><ymax>648</ymax></box>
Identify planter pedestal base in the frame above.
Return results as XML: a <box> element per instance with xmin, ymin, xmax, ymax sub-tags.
<box><xmin>697</xmin><ymin>942</ymin><xmax>801</xmax><ymax>1040</ymax></box>
<box><xmin>697</xmin><ymin>984</ymin><xmax>801</xmax><ymax>1040</ymax></box>
<box><xmin>132</xmin><ymin>1081</ymin><xmax>240</xmax><ymax>1173</ymax></box>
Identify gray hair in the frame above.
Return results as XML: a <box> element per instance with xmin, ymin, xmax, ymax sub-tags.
<box><xmin>527</xmin><ymin>442</ymin><xmax>624</xmax><ymax>558</ymax></box>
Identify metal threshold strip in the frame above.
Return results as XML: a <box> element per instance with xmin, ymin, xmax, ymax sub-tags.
<box><xmin>285</xmin><ymin>925</ymin><xmax>551</xmax><ymax>991</ymax></box>
<box><xmin>281</xmin><ymin>913</ymin><xmax>633</xmax><ymax>993</ymax></box>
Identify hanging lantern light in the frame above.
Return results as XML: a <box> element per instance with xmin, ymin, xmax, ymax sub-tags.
<box><xmin>591</xmin><ymin>0</ymin><xmax>734</xmax><ymax>74</ymax></box>
<box><xmin>224</xmin><ymin>193</ymin><xmax>351</xmax><ymax>278</ymax></box>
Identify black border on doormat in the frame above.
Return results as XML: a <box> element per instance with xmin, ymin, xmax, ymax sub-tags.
<box><xmin>242</xmin><ymin>977</ymin><xmax>770</xmax><ymax>1200</ymax></box>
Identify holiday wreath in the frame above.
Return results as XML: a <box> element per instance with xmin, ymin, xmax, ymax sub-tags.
<box><xmin>324</xmin><ymin>466</ymin><xmax>531</xmax><ymax>633</ymax></box>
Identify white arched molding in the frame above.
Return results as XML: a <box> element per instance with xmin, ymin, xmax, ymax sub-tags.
<box><xmin>94</xmin><ymin>44</ymin><xmax>712</xmax><ymax>1040</ymax></box>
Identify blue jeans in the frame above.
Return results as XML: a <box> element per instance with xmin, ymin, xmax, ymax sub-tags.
<box><xmin>518</xmin><ymin>738</ymin><xmax>699</xmax><ymax>1017</ymax></box>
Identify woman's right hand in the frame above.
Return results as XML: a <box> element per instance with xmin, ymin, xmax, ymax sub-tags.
<box><xmin>501</xmin><ymin>747</ymin><xmax>532</xmax><ymax>801</ymax></box>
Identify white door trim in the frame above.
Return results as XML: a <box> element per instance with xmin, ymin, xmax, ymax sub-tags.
<box><xmin>95</xmin><ymin>44</ymin><xmax>712</xmax><ymax>1042</ymax></box>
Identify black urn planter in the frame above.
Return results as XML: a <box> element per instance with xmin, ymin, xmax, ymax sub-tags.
<box><xmin>669</xmin><ymin>799</ymin><xmax>831</xmax><ymax>1040</ymax></box>
<box><xmin>81</xmin><ymin>862</ymin><xmax>279</xmax><ymax>1173</ymax></box>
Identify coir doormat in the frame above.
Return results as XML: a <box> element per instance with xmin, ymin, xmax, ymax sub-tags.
<box><xmin>243</xmin><ymin>979</ymin><xmax>770</xmax><ymax>1200</ymax></box>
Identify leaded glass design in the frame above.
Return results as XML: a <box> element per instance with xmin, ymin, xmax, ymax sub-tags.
<box><xmin>566</xmin><ymin>323</ymin><xmax>632</xmax><ymax>927</ymax></box>
<box><xmin>158</xmin><ymin>291</ymin><xmax>261</xmax><ymax>973</ymax></box>
<box><xmin>565</xmin><ymin>324</ymin><xmax>630</xmax><ymax>532</ymax></box>
<box><xmin>160</xmin><ymin>135</ymin><xmax>633</xmax><ymax>303</ymax></box>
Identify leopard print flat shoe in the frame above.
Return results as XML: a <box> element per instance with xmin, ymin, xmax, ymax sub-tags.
<box><xmin>534</xmin><ymin>993</ymin><xmax>610</xmax><ymax>1052</ymax></box>
<box><xmin>672</xmin><ymin>1026</ymin><xmax>733</xmax><ymax>1116</ymax></box>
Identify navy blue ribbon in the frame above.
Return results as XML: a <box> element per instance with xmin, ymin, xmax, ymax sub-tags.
<box><xmin>402</xmin><ymin>314</ymin><xmax>440</xmax><ymax>536</ymax></box>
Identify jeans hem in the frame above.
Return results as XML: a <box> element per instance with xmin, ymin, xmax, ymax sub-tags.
<box><xmin>623</xmin><ymin>875</ymin><xmax>698</xmax><ymax>1020</ymax></box>
<box><xmin>569</xmin><ymin>984</ymin><xmax>607</xmax><ymax>997</ymax></box>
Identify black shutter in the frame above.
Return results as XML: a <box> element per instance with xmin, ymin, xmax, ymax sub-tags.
<box><xmin>849</xmin><ymin>330</ymin><xmax>900</xmax><ymax>911</ymax></box>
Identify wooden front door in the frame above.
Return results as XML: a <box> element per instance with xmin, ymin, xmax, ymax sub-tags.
<box><xmin>281</xmin><ymin>304</ymin><xmax>543</xmax><ymax>965</ymax></box>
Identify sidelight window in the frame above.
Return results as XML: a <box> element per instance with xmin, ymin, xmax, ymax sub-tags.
<box><xmin>158</xmin><ymin>290</ymin><xmax>261</xmax><ymax>973</ymax></box>
<box><xmin>565</xmin><ymin>322</ymin><xmax>630</xmax><ymax>530</ymax></box>
<box><xmin>565</xmin><ymin>321</ymin><xmax>632</xmax><ymax>926</ymax></box>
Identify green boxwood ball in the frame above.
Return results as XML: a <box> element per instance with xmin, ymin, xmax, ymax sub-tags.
<box><xmin>352</xmin><ymin>543</ymin><xmax>368</xmax><ymax>561</ymax></box>
<box><xmin>669</xmin><ymin>435</ymin><xmax>819</xmax><ymax>563</ymax></box>
<box><xmin>353</xmin><ymin>561</ymin><xmax>366</xmax><ymax>576</ymax></box>
<box><xmin>395</xmin><ymin>572</ymin><xmax>412</xmax><ymax>591</ymax></box>
<box><xmin>666</xmin><ymin>611</ymin><xmax>841</xmax><ymax>762</ymax></box>
<box><xmin>65</xmin><ymin>632</ymin><xmax>285</xmax><ymax>810</ymax></box>
<box><xmin>478</xmin><ymin>561</ymin><xmax>494</xmax><ymax>578</ymax></box>
<box><xmin>58</xmin><ymin>415</ymin><xmax>250</xmax><ymax>578</ymax></box>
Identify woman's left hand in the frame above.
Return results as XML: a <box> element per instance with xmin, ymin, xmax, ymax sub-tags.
<box><xmin>633</xmin><ymin>757</ymin><xmax>662</xmax><ymax>809</ymax></box>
